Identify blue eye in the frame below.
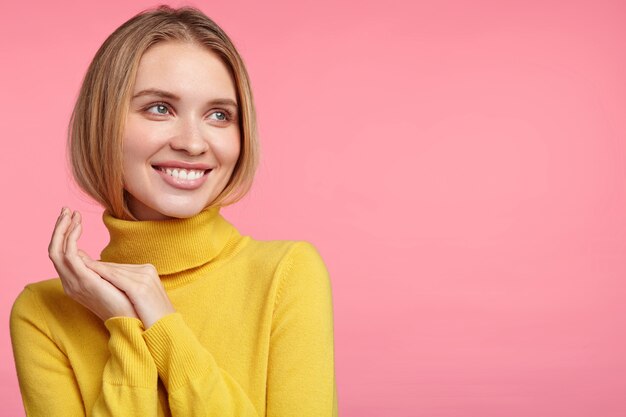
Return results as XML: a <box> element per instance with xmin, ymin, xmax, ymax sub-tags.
<box><xmin>209</xmin><ymin>111</ymin><xmax>228</xmax><ymax>121</ymax></box>
<box><xmin>146</xmin><ymin>104</ymin><xmax>170</xmax><ymax>115</ymax></box>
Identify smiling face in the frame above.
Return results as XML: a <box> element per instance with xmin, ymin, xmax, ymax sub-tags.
<box><xmin>122</xmin><ymin>41</ymin><xmax>240</xmax><ymax>220</ymax></box>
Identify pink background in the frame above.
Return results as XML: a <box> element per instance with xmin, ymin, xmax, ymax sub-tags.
<box><xmin>1</xmin><ymin>0</ymin><xmax>626</xmax><ymax>416</ymax></box>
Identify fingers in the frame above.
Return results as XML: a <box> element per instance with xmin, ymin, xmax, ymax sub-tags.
<box><xmin>84</xmin><ymin>260</ymin><xmax>159</xmax><ymax>293</ymax></box>
<box><xmin>48</xmin><ymin>208</ymin><xmax>82</xmax><ymax>259</ymax></box>
<box><xmin>91</xmin><ymin>261</ymin><xmax>146</xmax><ymax>270</ymax></box>
<box><xmin>83</xmin><ymin>260</ymin><xmax>128</xmax><ymax>289</ymax></box>
<box><xmin>64</xmin><ymin>213</ymin><xmax>106</xmax><ymax>285</ymax></box>
<box><xmin>83</xmin><ymin>259</ymin><xmax>173</xmax><ymax>328</ymax></box>
<box><xmin>63</xmin><ymin>211</ymin><xmax>81</xmax><ymax>254</ymax></box>
<box><xmin>48</xmin><ymin>208</ymin><xmax>71</xmax><ymax>262</ymax></box>
<box><xmin>65</xmin><ymin>212</ymin><xmax>82</xmax><ymax>259</ymax></box>
<box><xmin>49</xmin><ymin>208</ymin><xmax>88</xmax><ymax>282</ymax></box>
<box><xmin>45</xmin><ymin>208</ymin><xmax>139</xmax><ymax>321</ymax></box>
<box><xmin>54</xmin><ymin>207</ymin><xmax>65</xmax><ymax>227</ymax></box>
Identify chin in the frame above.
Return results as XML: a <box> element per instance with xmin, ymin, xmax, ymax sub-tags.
<box><xmin>126</xmin><ymin>190</ymin><xmax>219</xmax><ymax>221</ymax></box>
<box><xmin>158</xmin><ymin>204</ymin><xmax>208</xmax><ymax>219</ymax></box>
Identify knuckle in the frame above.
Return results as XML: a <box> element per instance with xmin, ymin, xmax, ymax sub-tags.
<box><xmin>133</xmin><ymin>280</ymin><xmax>151</xmax><ymax>296</ymax></box>
<box><xmin>142</xmin><ymin>264</ymin><xmax>157</xmax><ymax>275</ymax></box>
<box><xmin>48</xmin><ymin>249</ymin><xmax>64</xmax><ymax>264</ymax></box>
<box><xmin>113</xmin><ymin>269</ymin><xmax>125</xmax><ymax>281</ymax></box>
<box><xmin>106</xmin><ymin>268</ymin><xmax>120</xmax><ymax>280</ymax></box>
<box><xmin>48</xmin><ymin>252</ymin><xmax>58</xmax><ymax>263</ymax></box>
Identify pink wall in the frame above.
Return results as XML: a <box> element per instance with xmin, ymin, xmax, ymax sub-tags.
<box><xmin>2</xmin><ymin>0</ymin><xmax>625</xmax><ymax>415</ymax></box>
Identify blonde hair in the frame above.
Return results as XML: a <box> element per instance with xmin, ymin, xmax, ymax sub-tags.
<box><xmin>68</xmin><ymin>5</ymin><xmax>258</xmax><ymax>220</ymax></box>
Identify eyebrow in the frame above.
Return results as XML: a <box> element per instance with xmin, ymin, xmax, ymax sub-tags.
<box><xmin>131</xmin><ymin>88</ymin><xmax>238</xmax><ymax>108</ymax></box>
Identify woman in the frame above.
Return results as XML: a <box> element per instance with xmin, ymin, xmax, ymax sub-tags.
<box><xmin>10</xmin><ymin>5</ymin><xmax>338</xmax><ymax>417</ymax></box>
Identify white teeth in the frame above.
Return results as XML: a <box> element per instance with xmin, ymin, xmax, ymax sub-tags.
<box><xmin>159</xmin><ymin>167</ymin><xmax>205</xmax><ymax>180</ymax></box>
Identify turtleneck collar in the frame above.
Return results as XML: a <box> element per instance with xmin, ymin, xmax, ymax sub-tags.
<box><xmin>100</xmin><ymin>207</ymin><xmax>238</xmax><ymax>276</ymax></box>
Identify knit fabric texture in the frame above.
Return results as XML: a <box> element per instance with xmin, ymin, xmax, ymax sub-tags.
<box><xmin>10</xmin><ymin>207</ymin><xmax>338</xmax><ymax>416</ymax></box>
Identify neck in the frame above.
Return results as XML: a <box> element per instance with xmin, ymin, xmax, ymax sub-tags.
<box><xmin>100</xmin><ymin>206</ymin><xmax>239</xmax><ymax>278</ymax></box>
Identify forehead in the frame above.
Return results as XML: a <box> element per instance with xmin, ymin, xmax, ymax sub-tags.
<box><xmin>132</xmin><ymin>41</ymin><xmax>237</xmax><ymax>100</ymax></box>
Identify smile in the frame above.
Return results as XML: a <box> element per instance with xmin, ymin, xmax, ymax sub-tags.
<box><xmin>152</xmin><ymin>165</ymin><xmax>212</xmax><ymax>190</ymax></box>
<box><xmin>156</xmin><ymin>166</ymin><xmax>208</xmax><ymax>180</ymax></box>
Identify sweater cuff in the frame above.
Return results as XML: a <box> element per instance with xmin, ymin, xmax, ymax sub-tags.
<box><xmin>103</xmin><ymin>317</ymin><xmax>157</xmax><ymax>387</ymax></box>
<box><xmin>142</xmin><ymin>312</ymin><xmax>214</xmax><ymax>392</ymax></box>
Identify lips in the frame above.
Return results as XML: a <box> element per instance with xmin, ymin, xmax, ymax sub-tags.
<box><xmin>154</xmin><ymin>166</ymin><xmax>209</xmax><ymax>180</ymax></box>
<box><xmin>151</xmin><ymin>163</ymin><xmax>212</xmax><ymax>190</ymax></box>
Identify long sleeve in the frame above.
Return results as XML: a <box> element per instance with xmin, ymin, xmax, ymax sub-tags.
<box><xmin>265</xmin><ymin>242</ymin><xmax>338</xmax><ymax>417</ymax></box>
<box><xmin>96</xmin><ymin>209</ymin><xmax>339</xmax><ymax>416</ymax></box>
<box><xmin>141</xmin><ymin>241</ymin><xmax>338</xmax><ymax>417</ymax></box>
<box><xmin>10</xmin><ymin>287</ymin><xmax>85</xmax><ymax>417</ymax></box>
<box><xmin>10</xmin><ymin>286</ymin><xmax>159</xmax><ymax>417</ymax></box>
<box><xmin>142</xmin><ymin>312</ymin><xmax>260</xmax><ymax>416</ymax></box>
<box><xmin>91</xmin><ymin>317</ymin><xmax>159</xmax><ymax>416</ymax></box>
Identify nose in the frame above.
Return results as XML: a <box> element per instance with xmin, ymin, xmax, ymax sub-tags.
<box><xmin>169</xmin><ymin>117</ymin><xmax>210</xmax><ymax>156</ymax></box>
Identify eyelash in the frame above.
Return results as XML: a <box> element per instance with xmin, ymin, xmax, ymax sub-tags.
<box><xmin>144</xmin><ymin>102</ymin><xmax>233</xmax><ymax>123</ymax></box>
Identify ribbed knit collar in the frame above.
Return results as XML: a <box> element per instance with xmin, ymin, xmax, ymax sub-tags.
<box><xmin>100</xmin><ymin>207</ymin><xmax>237</xmax><ymax>276</ymax></box>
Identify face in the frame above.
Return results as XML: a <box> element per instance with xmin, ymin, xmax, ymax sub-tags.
<box><xmin>122</xmin><ymin>41</ymin><xmax>240</xmax><ymax>220</ymax></box>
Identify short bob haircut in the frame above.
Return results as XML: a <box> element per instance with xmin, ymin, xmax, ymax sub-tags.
<box><xmin>68</xmin><ymin>5</ymin><xmax>258</xmax><ymax>220</ymax></box>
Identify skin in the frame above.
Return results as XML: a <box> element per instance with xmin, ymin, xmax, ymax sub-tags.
<box><xmin>48</xmin><ymin>41</ymin><xmax>241</xmax><ymax>328</ymax></box>
<box><xmin>123</xmin><ymin>41</ymin><xmax>240</xmax><ymax>221</ymax></box>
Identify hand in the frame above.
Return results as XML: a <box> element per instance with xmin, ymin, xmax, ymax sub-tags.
<box><xmin>48</xmin><ymin>208</ymin><xmax>138</xmax><ymax>321</ymax></box>
<box><xmin>81</xmin><ymin>254</ymin><xmax>176</xmax><ymax>329</ymax></box>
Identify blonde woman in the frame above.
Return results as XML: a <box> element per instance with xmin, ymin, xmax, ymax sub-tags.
<box><xmin>10</xmin><ymin>5</ymin><xmax>337</xmax><ymax>416</ymax></box>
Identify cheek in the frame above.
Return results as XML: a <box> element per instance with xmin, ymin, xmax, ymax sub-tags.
<box><xmin>121</xmin><ymin>136</ymin><xmax>141</xmax><ymax>182</ymax></box>
<box><xmin>121</xmin><ymin>120</ymin><xmax>154</xmax><ymax>186</ymax></box>
<box><xmin>122</xmin><ymin>121</ymin><xmax>144</xmax><ymax>165</ymax></box>
<box><xmin>122</xmin><ymin>119</ymin><xmax>166</xmax><ymax>167</ymax></box>
<box><xmin>211</xmin><ymin>129</ymin><xmax>241</xmax><ymax>167</ymax></box>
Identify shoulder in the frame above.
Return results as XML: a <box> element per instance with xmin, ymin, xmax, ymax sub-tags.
<box><xmin>11</xmin><ymin>278</ymin><xmax>101</xmax><ymax>348</ymax></box>
<box><xmin>12</xmin><ymin>279</ymin><xmax>63</xmax><ymax>312</ymax></box>
<box><xmin>10</xmin><ymin>279</ymin><xmax>62</xmax><ymax>339</ymax></box>
<box><xmin>268</xmin><ymin>241</ymin><xmax>332</xmax><ymax>302</ymax></box>
<box><xmin>11</xmin><ymin>278</ymin><xmax>81</xmax><ymax>326</ymax></box>
<box><xmin>276</xmin><ymin>241</ymin><xmax>328</xmax><ymax>275</ymax></box>
<box><xmin>240</xmin><ymin>238</ymin><xmax>328</xmax><ymax>274</ymax></box>
<box><xmin>267</xmin><ymin>241</ymin><xmax>335</xmax><ymax>327</ymax></box>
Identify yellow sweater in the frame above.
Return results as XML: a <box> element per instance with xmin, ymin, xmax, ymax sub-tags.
<box><xmin>10</xmin><ymin>207</ymin><xmax>338</xmax><ymax>416</ymax></box>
